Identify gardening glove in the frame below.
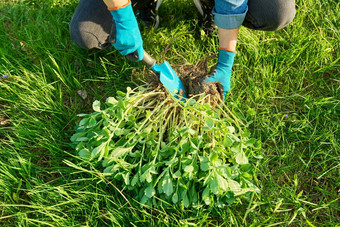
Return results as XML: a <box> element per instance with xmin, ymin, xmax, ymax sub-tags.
<box><xmin>203</xmin><ymin>49</ymin><xmax>236</xmax><ymax>101</ymax></box>
<box><xmin>109</xmin><ymin>0</ymin><xmax>144</xmax><ymax>61</ymax></box>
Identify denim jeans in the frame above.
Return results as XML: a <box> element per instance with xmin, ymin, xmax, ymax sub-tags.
<box><xmin>213</xmin><ymin>0</ymin><xmax>249</xmax><ymax>29</ymax></box>
<box><xmin>69</xmin><ymin>0</ymin><xmax>295</xmax><ymax>49</ymax></box>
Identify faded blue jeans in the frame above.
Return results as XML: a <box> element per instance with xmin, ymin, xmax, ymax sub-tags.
<box><xmin>213</xmin><ymin>0</ymin><xmax>249</xmax><ymax>29</ymax></box>
<box><xmin>69</xmin><ymin>0</ymin><xmax>295</xmax><ymax>49</ymax></box>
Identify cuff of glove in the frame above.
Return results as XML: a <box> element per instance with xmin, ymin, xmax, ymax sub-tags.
<box><xmin>220</xmin><ymin>48</ymin><xmax>237</xmax><ymax>53</ymax></box>
<box><xmin>109</xmin><ymin>0</ymin><xmax>135</xmax><ymax>23</ymax></box>
<box><xmin>107</xmin><ymin>0</ymin><xmax>131</xmax><ymax>11</ymax></box>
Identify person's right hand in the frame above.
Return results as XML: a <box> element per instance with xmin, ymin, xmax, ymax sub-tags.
<box><xmin>203</xmin><ymin>49</ymin><xmax>236</xmax><ymax>101</ymax></box>
<box><xmin>109</xmin><ymin>0</ymin><xmax>144</xmax><ymax>61</ymax></box>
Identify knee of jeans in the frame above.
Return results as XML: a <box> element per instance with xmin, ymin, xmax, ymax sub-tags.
<box><xmin>267</xmin><ymin>5</ymin><xmax>296</xmax><ymax>31</ymax></box>
<box><xmin>69</xmin><ymin>25</ymin><xmax>93</xmax><ymax>50</ymax></box>
<box><xmin>244</xmin><ymin>2</ymin><xmax>296</xmax><ymax>31</ymax></box>
<box><xmin>69</xmin><ymin>22</ymin><xmax>102</xmax><ymax>50</ymax></box>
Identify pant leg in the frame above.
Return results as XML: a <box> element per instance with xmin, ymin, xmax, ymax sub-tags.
<box><xmin>69</xmin><ymin>0</ymin><xmax>113</xmax><ymax>50</ymax></box>
<box><xmin>242</xmin><ymin>0</ymin><xmax>296</xmax><ymax>31</ymax></box>
<box><xmin>69</xmin><ymin>0</ymin><xmax>153</xmax><ymax>50</ymax></box>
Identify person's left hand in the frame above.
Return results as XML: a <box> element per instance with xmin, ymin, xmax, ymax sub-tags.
<box><xmin>203</xmin><ymin>49</ymin><xmax>236</xmax><ymax>100</ymax></box>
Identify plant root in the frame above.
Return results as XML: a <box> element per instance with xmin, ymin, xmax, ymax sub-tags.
<box><xmin>143</xmin><ymin>55</ymin><xmax>223</xmax><ymax>107</ymax></box>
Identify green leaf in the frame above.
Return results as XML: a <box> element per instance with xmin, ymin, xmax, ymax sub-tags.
<box><xmin>75</xmin><ymin>137</ymin><xmax>89</xmax><ymax>142</ymax></box>
<box><xmin>202</xmin><ymin>187</ymin><xmax>211</xmax><ymax>205</ymax></box>
<box><xmin>164</xmin><ymin>157</ymin><xmax>178</xmax><ymax>166</ymax></box>
<box><xmin>116</xmin><ymin>90</ymin><xmax>126</xmax><ymax>97</ymax></box>
<box><xmin>183</xmin><ymin>191</ymin><xmax>190</xmax><ymax>208</ymax></box>
<box><xmin>172</xmin><ymin>192</ymin><xmax>179</xmax><ymax>203</ymax></box>
<box><xmin>223</xmin><ymin>136</ymin><xmax>233</xmax><ymax>147</ymax></box>
<box><xmin>140</xmin><ymin>169</ymin><xmax>153</xmax><ymax>183</ymax></box>
<box><xmin>102</xmin><ymin>158</ymin><xmax>109</xmax><ymax>167</ymax></box>
<box><xmin>106</xmin><ymin>97</ymin><xmax>118</xmax><ymax>104</ymax></box>
<box><xmin>189</xmin><ymin>137</ymin><xmax>199</xmax><ymax>150</ymax></box>
<box><xmin>111</xmin><ymin>146</ymin><xmax>134</xmax><ymax>158</ymax></box>
<box><xmin>140</xmin><ymin>195</ymin><xmax>148</xmax><ymax>204</ymax></box>
<box><xmin>231</xmin><ymin>143</ymin><xmax>241</xmax><ymax>153</ymax></box>
<box><xmin>91</xmin><ymin>143</ymin><xmax>106</xmax><ymax>159</ymax></box>
<box><xmin>93</xmin><ymin>100</ymin><xmax>101</xmax><ymax>112</ymax></box>
<box><xmin>117</xmin><ymin>100</ymin><xmax>125</xmax><ymax>110</ymax></box>
<box><xmin>144</xmin><ymin>186</ymin><xmax>155</xmax><ymax>198</ymax></box>
<box><xmin>189</xmin><ymin>185</ymin><xmax>198</xmax><ymax>203</ymax></box>
<box><xmin>244</xmin><ymin>179</ymin><xmax>261</xmax><ymax>194</ymax></box>
<box><xmin>180</xmin><ymin>141</ymin><xmax>190</xmax><ymax>153</ymax></box>
<box><xmin>114</xmin><ymin>128</ymin><xmax>127</xmax><ymax>136</ymax></box>
<box><xmin>200</xmin><ymin>162</ymin><xmax>209</xmax><ymax>171</ymax></box>
<box><xmin>228</xmin><ymin>178</ymin><xmax>241</xmax><ymax>193</ymax></box>
<box><xmin>187</xmin><ymin>99</ymin><xmax>196</xmax><ymax>106</ymax></box>
<box><xmin>117</xmin><ymin>109</ymin><xmax>123</xmax><ymax>120</ymax></box>
<box><xmin>245</xmin><ymin>138</ymin><xmax>257</xmax><ymax>147</ymax></box>
<box><xmin>149</xmin><ymin>165</ymin><xmax>158</xmax><ymax>174</ymax></box>
<box><xmin>103</xmin><ymin>165</ymin><xmax>114</xmax><ymax>174</ymax></box>
<box><xmin>227</xmin><ymin>126</ymin><xmax>235</xmax><ymax>134</ymax></box>
<box><xmin>210</xmin><ymin>153</ymin><xmax>219</xmax><ymax>162</ymax></box>
<box><xmin>242</xmin><ymin>129</ymin><xmax>251</xmax><ymax>138</ymax></box>
<box><xmin>162</xmin><ymin>173</ymin><xmax>174</xmax><ymax>196</ymax></box>
<box><xmin>210</xmin><ymin>177</ymin><xmax>219</xmax><ymax>194</ymax></box>
<box><xmin>216</xmin><ymin>173</ymin><xmax>228</xmax><ymax>192</ymax></box>
<box><xmin>98</xmin><ymin>143</ymin><xmax>109</xmax><ymax>161</ymax></box>
<box><xmin>122</xmin><ymin>172</ymin><xmax>130</xmax><ymax>185</ymax></box>
<box><xmin>181</xmin><ymin>158</ymin><xmax>192</xmax><ymax>165</ymax></box>
<box><xmin>78</xmin><ymin>118</ymin><xmax>89</xmax><ymax>127</ymax></box>
<box><xmin>77</xmin><ymin>113</ymin><xmax>89</xmax><ymax>117</ymax></box>
<box><xmin>233</xmin><ymin>188</ymin><xmax>256</xmax><ymax>196</ymax></box>
<box><xmin>235</xmin><ymin>151</ymin><xmax>249</xmax><ymax>164</ymax></box>
<box><xmin>70</xmin><ymin>132</ymin><xmax>86</xmax><ymax>142</ymax></box>
<box><xmin>173</xmin><ymin>170</ymin><xmax>181</xmax><ymax>179</ymax></box>
<box><xmin>206</xmin><ymin>117</ymin><xmax>214</xmax><ymax>129</ymax></box>
<box><xmin>131</xmin><ymin>174</ymin><xmax>139</xmax><ymax>186</ymax></box>
<box><xmin>78</xmin><ymin>148</ymin><xmax>91</xmax><ymax>159</ymax></box>
<box><xmin>184</xmin><ymin>165</ymin><xmax>194</xmax><ymax>173</ymax></box>
<box><xmin>200</xmin><ymin>156</ymin><xmax>210</xmax><ymax>171</ymax></box>
<box><xmin>87</xmin><ymin>117</ymin><xmax>97</xmax><ymax>128</ymax></box>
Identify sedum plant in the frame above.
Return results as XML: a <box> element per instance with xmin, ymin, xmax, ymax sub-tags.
<box><xmin>71</xmin><ymin>87</ymin><xmax>262</xmax><ymax>208</ymax></box>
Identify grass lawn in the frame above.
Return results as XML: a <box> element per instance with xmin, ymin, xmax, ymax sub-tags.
<box><xmin>0</xmin><ymin>0</ymin><xmax>339</xmax><ymax>226</ymax></box>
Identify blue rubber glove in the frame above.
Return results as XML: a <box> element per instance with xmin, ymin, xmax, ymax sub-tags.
<box><xmin>109</xmin><ymin>1</ymin><xmax>144</xmax><ymax>61</ymax></box>
<box><xmin>204</xmin><ymin>49</ymin><xmax>236</xmax><ymax>100</ymax></box>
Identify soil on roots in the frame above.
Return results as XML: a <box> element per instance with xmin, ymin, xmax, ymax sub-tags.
<box><xmin>144</xmin><ymin>55</ymin><xmax>223</xmax><ymax>106</ymax></box>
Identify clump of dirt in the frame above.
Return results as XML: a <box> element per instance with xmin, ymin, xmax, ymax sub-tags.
<box><xmin>145</xmin><ymin>55</ymin><xmax>223</xmax><ymax>106</ymax></box>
